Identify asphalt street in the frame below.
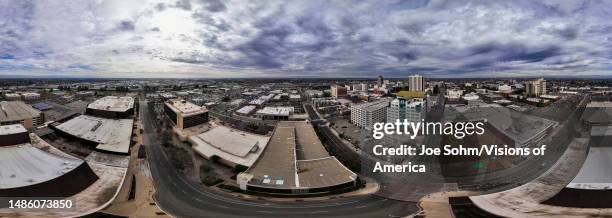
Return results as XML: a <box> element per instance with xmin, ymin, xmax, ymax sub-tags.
<box><xmin>140</xmin><ymin>100</ymin><xmax>417</xmax><ymax>218</ymax></box>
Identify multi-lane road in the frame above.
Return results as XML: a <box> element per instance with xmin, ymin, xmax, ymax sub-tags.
<box><xmin>140</xmin><ymin>100</ymin><xmax>417</xmax><ymax>217</ymax></box>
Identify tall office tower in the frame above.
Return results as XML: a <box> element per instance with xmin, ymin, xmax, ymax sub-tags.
<box><xmin>377</xmin><ymin>75</ymin><xmax>384</xmax><ymax>87</ymax></box>
<box><xmin>525</xmin><ymin>77</ymin><xmax>547</xmax><ymax>97</ymax></box>
<box><xmin>331</xmin><ymin>84</ymin><xmax>347</xmax><ymax>98</ymax></box>
<box><xmin>350</xmin><ymin>99</ymin><xmax>390</xmax><ymax>130</ymax></box>
<box><xmin>387</xmin><ymin>98</ymin><xmax>425</xmax><ymax>124</ymax></box>
<box><xmin>408</xmin><ymin>74</ymin><xmax>425</xmax><ymax>91</ymax></box>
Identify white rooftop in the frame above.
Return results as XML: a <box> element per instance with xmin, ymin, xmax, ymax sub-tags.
<box><xmin>0</xmin><ymin>101</ymin><xmax>41</xmax><ymax>122</ymax></box>
<box><xmin>352</xmin><ymin>99</ymin><xmax>390</xmax><ymax>111</ymax></box>
<box><xmin>591</xmin><ymin>126</ymin><xmax>612</xmax><ymax>136</ymax></box>
<box><xmin>0</xmin><ymin>144</ymin><xmax>83</xmax><ymax>189</ymax></box>
<box><xmin>540</xmin><ymin>95</ymin><xmax>559</xmax><ymax>99</ymax></box>
<box><xmin>54</xmin><ymin>115</ymin><xmax>133</xmax><ymax>154</ymax></box>
<box><xmin>166</xmin><ymin>99</ymin><xmax>207</xmax><ymax>115</ymax></box>
<box><xmin>21</xmin><ymin>93</ymin><xmax>40</xmax><ymax>97</ymax></box>
<box><xmin>587</xmin><ymin>101</ymin><xmax>612</xmax><ymax>107</ymax></box>
<box><xmin>189</xmin><ymin>125</ymin><xmax>270</xmax><ymax>167</ymax></box>
<box><xmin>567</xmin><ymin>147</ymin><xmax>612</xmax><ymax>190</ymax></box>
<box><xmin>0</xmin><ymin>124</ymin><xmax>27</xmax><ymax>135</ymax></box>
<box><xmin>236</xmin><ymin>105</ymin><xmax>256</xmax><ymax>114</ymax></box>
<box><xmin>87</xmin><ymin>96</ymin><xmax>134</xmax><ymax>112</ymax></box>
<box><xmin>256</xmin><ymin>106</ymin><xmax>294</xmax><ymax>116</ymax></box>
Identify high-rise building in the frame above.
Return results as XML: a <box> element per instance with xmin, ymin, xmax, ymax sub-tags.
<box><xmin>408</xmin><ymin>74</ymin><xmax>425</xmax><ymax>91</ymax></box>
<box><xmin>350</xmin><ymin>99</ymin><xmax>389</xmax><ymax>130</ymax></box>
<box><xmin>377</xmin><ymin>75</ymin><xmax>384</xmax><ymax>87</ymax></box>
<box><xmin>387</xmin><ymin>98</ymin><xmax>425</xmax><ymax>124</ymax></box>
<box><xmin>331</xmin><ymin>85</ymin><xmax>347</xmax><ymax>98</ymax></box>
<box><xmin>352</xmin><ymin>83</ymin><xmax>368</xmax><ymax>92</ymax></box>
<box><xmin>525</xmin><ymin>78</ymin><xmax>547</xmax><ymax>97</ymax></box>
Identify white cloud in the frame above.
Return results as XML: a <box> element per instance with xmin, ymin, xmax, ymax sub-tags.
<box><xmin>0</xmin><ymin>0</ymin><xmax>611</xmax><ymax>78</ymax></box>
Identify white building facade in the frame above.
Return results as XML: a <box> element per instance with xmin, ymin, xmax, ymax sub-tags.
<box><xmin>408</xmin><ymin>74</ymin><xmax>425</xmax><ymax>91</ymax></box>
<box><xmin>387</xmin><ymin>98</ymin><xmax>425</xmax><ymax>124</ymax></box>
<box><xmin>350</xmin><ymin>99</ymin><xmax>389</xmax><ymax>130</ymax></box>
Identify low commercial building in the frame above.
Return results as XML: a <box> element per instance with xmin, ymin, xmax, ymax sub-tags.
<box><xmin>4</xmin><ymin>93</ymin><xmax>21</xmax><ymax>101</ymax></box>
<box><xmin>235</xmin><ymin>105</ymin><xmax>257</xmax><ymax>116</ymax></box>
<box><xmin>289</xmin><ymin>94</ymin><xmax>301</xmax><ymax>102</ymax></box>
<box><xmin>238</xmin><ymin>121</ymin><xmax>357</xmax><ymax>195</ymax></box>
<box><xmin>0</xmin><ymin>101</ymin><xmax>45</xmax><ymax>129</ymax></box>
<box><xmin>0</xmin><ymin>124</ymin><xmax>29</xmax><ymax>146</ymax></box>
<box><xmin>86</xmin><ymin>96</ymin><xmax>134</xmax><ymax>119</ymax></box>
<box><xmin>445</xmin><ymin>106</ymin><xmax>557</xmax><ymax>148</ymax></box>
<box><xmin>540</xmin><ymin>95</ymin><xmax>560</xmax><ymax>101</ymax></box>
<box><xmin>446</xmin><ymin>89</ymin><xmax>463</xmax><ymax>101</ymax></box>
<box><xmin>21</xmin><ymin>92</ymin><xmax>41</xmax><ymax>100</ymax></box>
<box><xmin>164</xmin><ymin>99</ymin><xmax>209</xmax><ymax>130</ymax></box>
<box><xmin>76</xmin><ymin>91</ymin><xmax>95</xmax><ymax>98</ymax></box>
<box><xmin>462</xmin><ymin>93</ymin><xmax>481</xmax><ymax>107</ymax></box>
<box><xmin>497</xmin><ymin>84</ymin><xmax>512</xmax><ymax>94</ymax></box>
<box><xmin>189</xmin><ymin>125</ymin><xmax>270</xmax><ymax>167</ymax></box>
<box><xmin>51</xmin><ymin>115</ymin><xmax>133</xmax><ymax>154</ymax></box>
<box><xmin>350</xmin><ymin>99</ymin><xmax>389</xmax><ymax>130</ymax></box>
<box><xmin>581</xmin><ymin>101</ymin><xmax>612</xmax><ymax>128</ymax></box>
<box><xmin>526</xmin><ymin>97</ymin><xmax>550</xmax><ymax>106</ymax></box>
<box><xmin>255</xmin><ymin>106</ymin><xmax>294</xmax><ymax>120</ymax></box>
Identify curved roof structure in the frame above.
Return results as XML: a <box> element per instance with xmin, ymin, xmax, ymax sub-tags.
<box><xmin>54</xmin><ymin>115</ymin><xmax>133</xmax><ymax>154</ymax></box>
<box><xmin>0</xmin><ymin>144</ymin><xmax>98</xmax><ymax>198</ymax></box>
<box><xmin>190</xmin><ymin>125</ymin><xmax>270</xmax><ymax>167</ymax></box>
<box><xmin>567</xmin><ymin>147</ymin><xmax>612</xmax><ymax>190</ymax></box>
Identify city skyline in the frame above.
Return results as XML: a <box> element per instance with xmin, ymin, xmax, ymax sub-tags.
<box><xmin>1</xmin><ymin>0</ymin><xmax>612</xmax><ymax>78</ymax></box>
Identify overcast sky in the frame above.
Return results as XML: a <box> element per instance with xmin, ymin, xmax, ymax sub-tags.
<box><xmin>1</xmin><ymin>0</ymin><xmax>611</xmax><ymax>78</ymax></box>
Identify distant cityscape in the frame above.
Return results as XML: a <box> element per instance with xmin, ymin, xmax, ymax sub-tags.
<box><xmin>0</xmin><ymin>75</ymin><xmax>611</xmax><ymax>217</ymax></box>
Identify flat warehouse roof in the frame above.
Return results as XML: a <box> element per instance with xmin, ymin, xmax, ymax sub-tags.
<box><xmin>247</xmin><ymin>126</ymin><xmax>297</xmax><ymax>188</ymax></box>
<box><xmin>87</xmin><ymin>96</ymin><xmax>134</xmax><ymax>112</ymax></box>
<box><xmin>297</xmin><ymin>157</ymin><xmax>356</xmax><ymax>188</ymax></box>
<box><xmin>166</xmin><ymin>99</ymin><xmax>207</xmax><ymax>115</ymax></box>
<box><xmin>0</xmin><ymin>144</ymin><xmax>84</xmax><ymax>189</ymax></box>
<box><xmin>0</xmin><ymin>101</ymin><xmax>41</xmax><ymax>122</ymax></box>
<box><xmin>190</xmin><ymin>125</ymin><xmax>270</xmax><ymax>167</ymax></box>
<box><xmin>292</xmin><ymin>121</ymin><xmax>329</xmax><ymax>160</ymax></box>
<box><xmin>567</xmin><ymin>147</ymin><xmax>612</xmax><ymax>190</ymax></box>
<box><xmin>245</xmin><ymin>121</ymin><xmax>356</xmax><ymax>190</ymax></box>
<box><xmin>0</xmin><ymin>124</ymin><xmax>27</xmax><ymax>135</ymax></box>
<box><xmin>54</xmin><ymin>115</ymin><xmax>133</xmax><ymax>154</ymax></box>
<box><xmin>256</xmin><ymin>107</ymin><xmax>294</xmax><ymax>116</ymax></box>
<box><xmin>445</xmin><ymin>106</ymin><xmax>557</xmax><ymax>145</ymax></box>
<box><xmin>236</xmin><ymin>105</ymin><xmax>256</xmax><ymax>114</ymax></box>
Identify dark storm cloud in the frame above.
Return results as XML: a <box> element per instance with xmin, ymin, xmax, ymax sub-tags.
<box><xmin>553</xmin><ymin>27</ymin><xmax>579</xmax><ymax>40</ymax></box>
<box><xmin>200</xmin><ymin>0</ymin><xmax>226</xmax><ymax>12</ymax></box>
<box><xmin>155</xmin><ymin>3</ymin><xmax>166</xmax><ymax>11</ymax></box>
<box><xmin>2</xmin><ymin>0</ymin><xmax>612</xmax><ymax>77</ymax></box>
<box><xmin>470</xmin><ymin>42</ymin><xmax>562</xmax><ymax>63</ymax></box>
<box><xmin>118</xmin><ymin>20</ymin><xmax>135</xmax><ymax>31</ymax></box>
<box><xmin>174</xmin><ymin>0</ymin><xmax>192</xmax><ymax>11</ymax></box>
